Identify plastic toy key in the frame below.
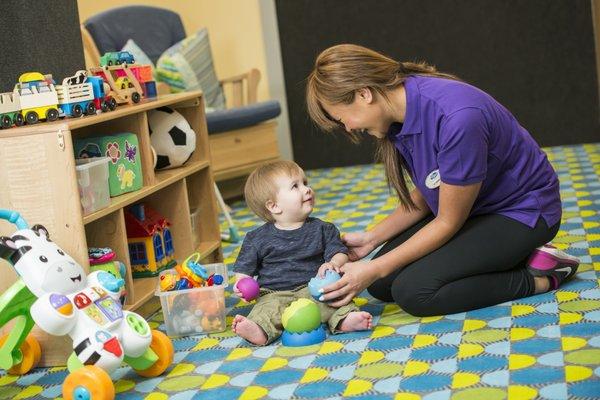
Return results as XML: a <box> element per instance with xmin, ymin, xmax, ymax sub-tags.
<box><xmin>175</xmin><ymin>252</ymin><xmax>207</xmax><ymax>287</ymax></box>
<box><xmin>0</xmin><ymin>209</ymin><xmax>174</xmax><ymax>400</ymax></box>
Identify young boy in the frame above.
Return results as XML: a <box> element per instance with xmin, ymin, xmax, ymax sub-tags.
<box><xmin>232</xmin><ymin>160</ymin><xmax>372</xmax><ymax>345</ymax></box>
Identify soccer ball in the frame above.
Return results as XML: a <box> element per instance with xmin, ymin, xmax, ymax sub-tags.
<box><xmin>148</xmin><ymin>106</ymin><xmax>196</xmax><ymax>170</ymax></box>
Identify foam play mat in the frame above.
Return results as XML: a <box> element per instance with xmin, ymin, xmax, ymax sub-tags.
<box><xmin>1</xmin><ymin>143</ymin><xmax>599</xmax><ymax>399</ymax></box>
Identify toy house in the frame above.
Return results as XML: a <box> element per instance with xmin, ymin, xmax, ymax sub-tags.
<box><xmin>125</xmin><ymin>203</ymin><xmax>176</xmax><ymax>278</ymax></box>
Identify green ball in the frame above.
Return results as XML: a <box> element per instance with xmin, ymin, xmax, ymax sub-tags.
<box><xmin>282</xmin><ymin>298</ymin><xmax>321</xmax><ymax>333</ymax></box>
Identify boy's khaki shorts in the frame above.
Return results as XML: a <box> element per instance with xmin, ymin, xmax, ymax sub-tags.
<box><xmin>246</xmin><ymin>285</ymin><xmax>359</xmax><ymax>345</ymax></box>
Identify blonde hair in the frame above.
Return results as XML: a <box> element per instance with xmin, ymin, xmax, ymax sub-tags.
<box><xmin>306</xmin><ymin>44</ymin><xmax>458</xmax><ymax>210</ymax></box>
<box><xmin>244</xmin><ymin>160</ymin><xmax>304</xmax><ymax>222</ymax></box>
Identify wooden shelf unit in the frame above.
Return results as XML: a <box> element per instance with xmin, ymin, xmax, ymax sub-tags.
<box><xmin>0</xmin><ymin>91</ymin><xmax>222</xmax><ymax>366</ymax></box>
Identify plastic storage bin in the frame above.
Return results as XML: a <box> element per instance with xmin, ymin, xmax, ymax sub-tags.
<box><xmin>156</xmin><ymin>263</ymin><xmax>229</xmax><ymax>337</ymax></box>
<box><xmin>74</xmin><ymin>132</ymin><xmax>143</xmax><ymax>197</ymax></box>
<box><xmin>75</xmin><ymin>157</ymin><xmax>110</xmax><ymax>215</ymax></box>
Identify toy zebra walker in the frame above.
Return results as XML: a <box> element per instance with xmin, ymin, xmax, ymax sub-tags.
<box><xmin>0</xmin><ymin>209</ymin><xmax>173</xmax><ymax>400</ymax></box>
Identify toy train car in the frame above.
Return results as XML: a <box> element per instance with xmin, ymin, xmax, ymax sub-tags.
<box><xmin>16</xmin><ymin>72</ymin><xmax>60</xmax><ymax>124</ymax></box>
<box><xmin>0</xmin><ymin>92</ymin><xmax>24</xmax><ymax>128</ymax></box>
<box><xmin>56</xmin><ymin>70</ymin><xmax>117</xmax><ymax>117</ymax></box>
<box><xmin>0</xmin><ymin>71</ymin><xmax>118</xmax><ymax>128</ymax></box>
<box><xmin>0</xmin><ymin>52</ymin><xmax>155</xmax><ymax>129</ymax></box>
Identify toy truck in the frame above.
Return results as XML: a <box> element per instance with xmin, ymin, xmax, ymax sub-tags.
<box><xmin>56</xmin><ymin>71</ymin><xmax>97</xmax><ymax>117</ymax></box>
<box><xmin>87</xmin><ymin>75</ymin><xmax>117</xmax><ymax>112</ymax></box>
<box><xmin>15</xmin><ymin>72</ymin><xmax>60</xmax><ymax>124</ymax></box>
<box><xmin>0</xmin><ymin>91</ymin><xmax>24</xmax><ymax>128</ymax></box>
<box><xmin>90</xmin><ymin>64</ymin><xmax>143</xmax><ymax>105</ymax></box>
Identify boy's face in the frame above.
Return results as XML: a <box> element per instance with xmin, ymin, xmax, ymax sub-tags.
<box><xmin>269</xmin><ymin>171</ymin><xmax>314</xmax><ymax>222</ymax></box>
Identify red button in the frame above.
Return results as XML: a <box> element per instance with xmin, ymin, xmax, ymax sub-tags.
<box><xmin>103</xmin><ymin>337</ymin><xmax>123</xmax><ymax>357</ymax></box>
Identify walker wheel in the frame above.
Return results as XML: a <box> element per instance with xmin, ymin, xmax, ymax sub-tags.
<box><xmin>0</xmin><ymin>334</ymin><xmax>42</xmax><ymax>375</ymax></box>
<box><xmin>62</xmin><ymin>365</ymin><xmax>114</xmax><ymax>400</ymax></box>
<box><xmin>134</xmin><ymin>330</ymin><xmax>174</xmax><ymax>377</ymax></box>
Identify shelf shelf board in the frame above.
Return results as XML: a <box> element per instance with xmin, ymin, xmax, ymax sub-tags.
<box><xmin>127</xmin><ymin>277</ymin><xmax>157</xmax><ymax>311</ymax></box>
<box><xmin>83</xmin><ymin>159</ymin><xmax>209</xmax><ymax>224</ymax></box>
<box><xmin>68</xmin><ymin>92</ymin><xmax>202</xmax><ymax>130</ymax></box>
<box><xmin>2</xmin><ymin>92</ymin><xmax>203</xmax><ymax>137</ymax></box>
<box><xmin>197</xmin><ymin>240</ymin><xmax>222</xmax><ymax>258</ymax></box>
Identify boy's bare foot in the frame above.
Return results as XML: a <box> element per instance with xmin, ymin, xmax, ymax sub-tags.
<box><xmin>338</xmin><ymin>311</ymin><xmax>373</xmax><ymax>332</ymax></box>
<box><xmin>232</xmin><ymin>314</ymin><xmax>268</xmax><ymax>345</ymax></box>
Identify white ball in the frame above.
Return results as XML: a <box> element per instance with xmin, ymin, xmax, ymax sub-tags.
<box><xmin>148</xmin><ymin>107</ymin><xmax>196</xmax><ymax>170</ymax></box>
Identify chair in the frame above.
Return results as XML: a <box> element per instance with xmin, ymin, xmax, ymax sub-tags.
<box><xmin>81</xmin><ymin>5</ymin><xmax>281</xmax><ymax>196</ymax></box>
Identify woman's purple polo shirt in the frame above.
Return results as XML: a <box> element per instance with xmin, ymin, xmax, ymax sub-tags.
<box><xmin>389</xmin><ymin>76</ymin><xmax>561</xmax><ymax>228</ymax></box>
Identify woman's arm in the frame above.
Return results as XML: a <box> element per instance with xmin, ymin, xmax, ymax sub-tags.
<box><xmin>322</xmin><ymin>181</ymin><xmax>481</xmax><ymax>306</ymax></box>
<box><xmin>372</xmin><ymin>182</ymin><xmax>481</xmax><ymax>278</ymax></box>
<box><xmin>344</xmin><ymin>188</ymin><xmax>431</xmax><ymax>260</ymax></box>
<box><xmin>367</xmin><ymin>187</ymin><xmax>432</xmax><ymax>246</ymax></box>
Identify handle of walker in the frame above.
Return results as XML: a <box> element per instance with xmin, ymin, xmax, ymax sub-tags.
<box><xmin>0</xmin><ymin>209</ymin><xmax>28</xmax><ymax>230</ymax></box>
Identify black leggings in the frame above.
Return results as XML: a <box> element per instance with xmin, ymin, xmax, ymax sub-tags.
<box><xmin>367</xmin><ymin>214</ymin><xmax>560</xmax><ymax>317</ymax></box>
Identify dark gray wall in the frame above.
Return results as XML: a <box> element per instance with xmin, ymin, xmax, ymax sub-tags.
<box><xmin>0</xmin><ymin>0</ymin><xmax>85</xmax><ymax>92</ymax></box>
<box><xmin>276</xmin><ymin>0</ymin><xmax>600</xmax><ymax>169</ymax></box>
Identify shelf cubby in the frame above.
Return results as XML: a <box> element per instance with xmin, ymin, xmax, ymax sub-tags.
<box><xmin>84</xmin><ymin>209</ymin><xmax>134</xmax><ymax>306</ymax></box>
<box><xmin>186</xmin><ymin>168</ymin><xmax>222</xmax><ymax>263</ymax></box>
<box><xmin>0</xmin><ymin>91</ymin><xmax>222</xmax><ymax>366</ymax></box>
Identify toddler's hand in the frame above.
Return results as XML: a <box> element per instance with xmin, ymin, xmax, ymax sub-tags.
<box><xmin>318</xmin><ymin>261</ymin><xmax>341</xmax><ymax>278</ymax></box>
<box><xmin>233</xmin><ymin>281</ymin><xmax>243</xmax><ymax>298</ymax></box>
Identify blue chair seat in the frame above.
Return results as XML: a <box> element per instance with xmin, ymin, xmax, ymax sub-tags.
<box><xmin>206</xmin><ymin>100</ymin><xmax>281</xmax><ymax>134</ymax></box>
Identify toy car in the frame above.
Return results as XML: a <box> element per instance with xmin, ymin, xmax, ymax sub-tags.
<box><xmin>100</xmin><ymin>51</ymin><xmax>135</xmax><ymax>66</ymax></box>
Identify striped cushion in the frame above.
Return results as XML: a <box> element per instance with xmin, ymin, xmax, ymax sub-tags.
<box><xmin>155</xmin><ymin>29</ymin><xmax>226</xmax><ymax>110</ymax></box>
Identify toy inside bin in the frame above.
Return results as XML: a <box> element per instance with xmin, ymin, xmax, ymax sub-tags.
<box><xmin>156</xmin><ymin>263</ymin><xmax>229</xmax><ymax>337</ymax></box>
<box><xmin>75</xmin><ymin>157</ymin><xmax>110</xmax><ymax>215</ymax></box>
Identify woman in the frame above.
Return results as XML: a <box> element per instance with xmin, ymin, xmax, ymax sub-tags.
<box><xmin>306</xmin><ymin>44</ymin><xmax>579</xmax><ymax>316</ymax></box>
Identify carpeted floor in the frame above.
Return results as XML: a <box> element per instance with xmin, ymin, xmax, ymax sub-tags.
<box><xmin>1</xmin><ymin>143</ymin><xmax>599</xmax><ymax>399</ymax></box>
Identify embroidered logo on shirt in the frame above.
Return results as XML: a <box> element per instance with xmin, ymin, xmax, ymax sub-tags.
<box><xmin>425</xmin><ymin>169</ymin><xmax>441</xmax><ymax>189</ymax></box>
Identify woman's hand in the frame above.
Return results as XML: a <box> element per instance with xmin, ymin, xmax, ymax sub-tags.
<box><xmin>319</xmin><ymin>261</ymin><xmax>380</xmax><ymax>307</ymax></box>
<box><xmin>342</xmin><ymin>231</ymin><xmax>377</xmax><ymax>261</ymax></box>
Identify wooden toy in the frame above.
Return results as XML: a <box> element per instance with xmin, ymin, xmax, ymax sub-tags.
<box><xmin>56</xmin><ymin>70</ymin><xmax>97</xmax><ymax>117</ymax></box>
<box><xmin>89</xmin><ymin>64</ymin><xmax>144</xmax><ymax>105</ymax></box>
<box><xmin>100</xmin><ymin>51</ymin><xmax>135</xmax><ymax>66</ymax></box>
<box><xmin>0</xmin><ymin>53</ymin><xmax>155</xmax><ymax>129</ymax></box>
<box><xmin>0</xmin><ymin>91</ymin><xmax>24</xmax><ymax>128</ymax></box>
<box><xmin>15</xmin><ymin>72</ymin><xmax>60</xmax><ymax>124</ymax></box>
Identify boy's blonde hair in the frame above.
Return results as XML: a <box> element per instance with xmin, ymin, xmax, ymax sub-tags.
<box><xmin>244</xmin><ymin>160</ymin><xmax>304</xmax><ymax>222</ymax></box>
